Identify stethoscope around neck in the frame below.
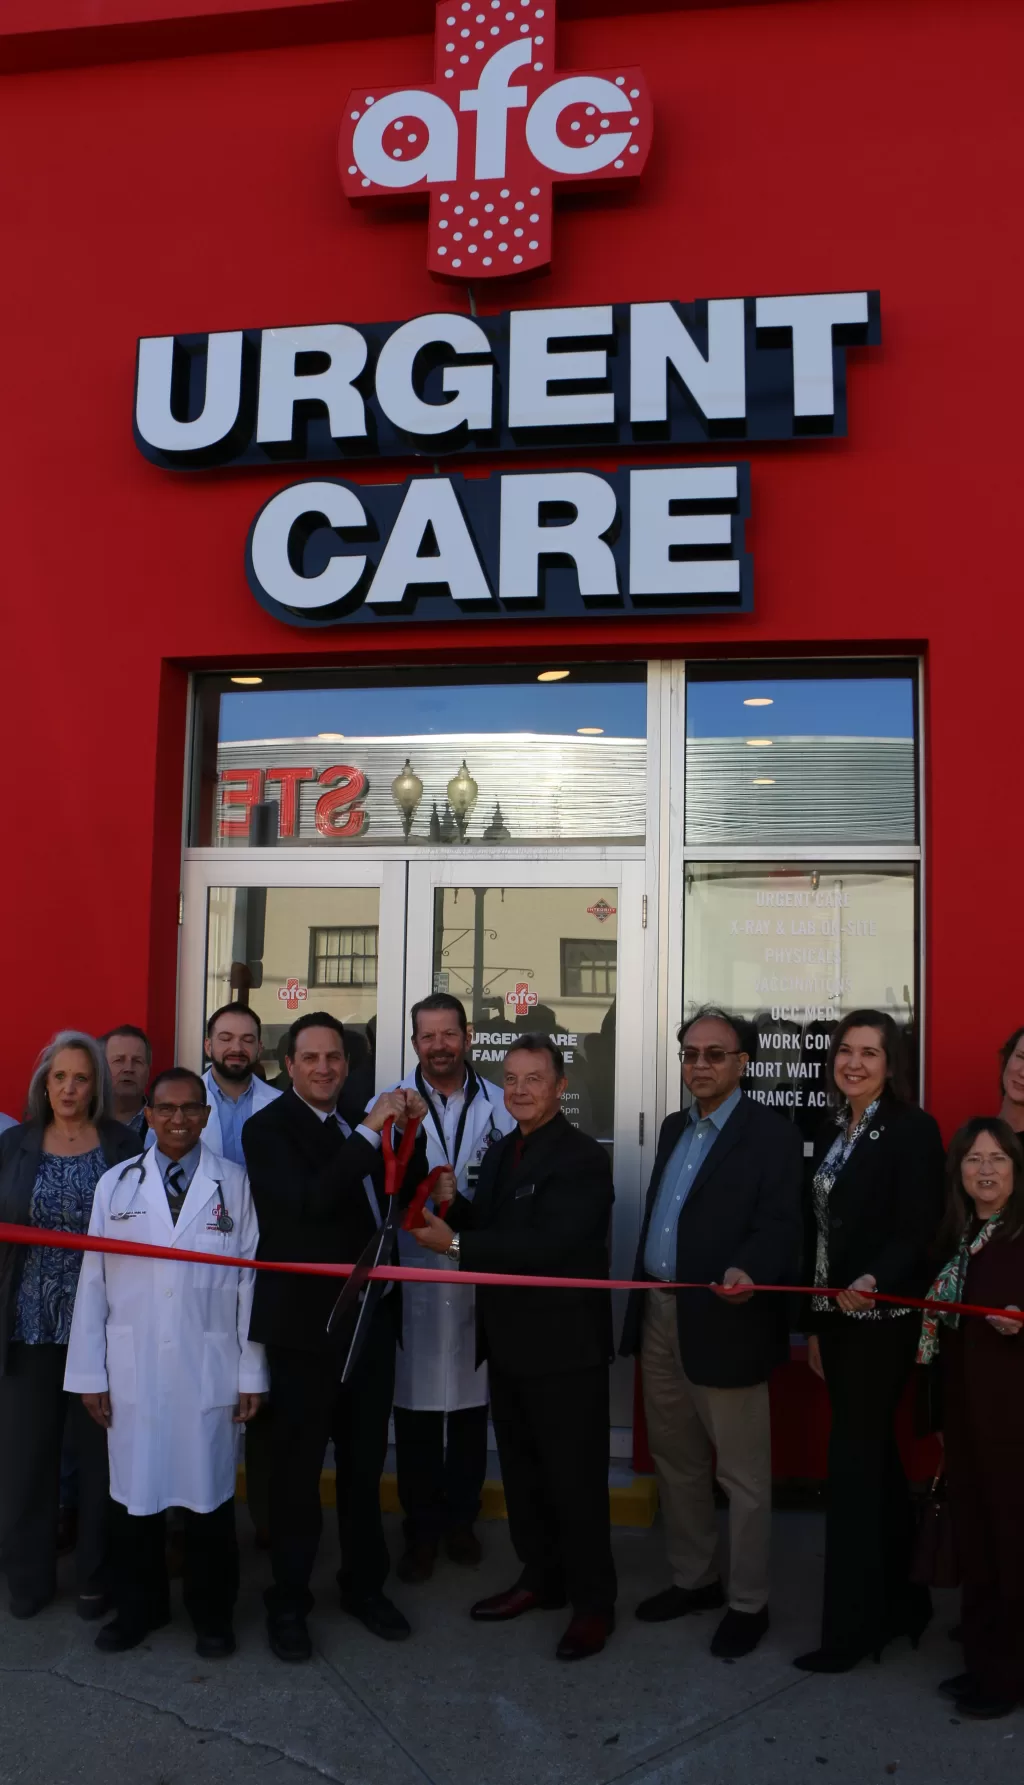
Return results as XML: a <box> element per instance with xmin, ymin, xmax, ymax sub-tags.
<box><xmin>108</xmin><ymin>1150</ymin><xmax>232</xmax><ymax>1230</ymax></box>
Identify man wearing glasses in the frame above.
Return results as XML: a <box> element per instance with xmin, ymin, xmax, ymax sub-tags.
<box><xmin>620</xmin><ymin>1006</ymin><xmax>802</xmax><ymax>1659</ymax></box>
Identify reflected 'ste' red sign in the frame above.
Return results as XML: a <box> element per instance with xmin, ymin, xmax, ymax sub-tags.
<box><xmin>220</xmin><ymin>767</ymin><xmax>368</xmax><ymax>840</ymax></box>
<box><xmin>339</xmin><ymin>0</ymin><xmax>652</xmax><ymax>279</ymax></box>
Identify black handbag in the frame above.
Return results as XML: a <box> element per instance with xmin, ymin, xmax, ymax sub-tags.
<box><xmin>910</xmin><ymin>1473</ymin><xmax>959</xmax><ymax>1589</ymax></box>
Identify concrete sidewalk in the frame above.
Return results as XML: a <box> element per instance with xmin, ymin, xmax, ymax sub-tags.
<box><xmin>0</xmin><ymin>1510</ymin><xmax>1017</xmax><ymax>1785</ymax></box>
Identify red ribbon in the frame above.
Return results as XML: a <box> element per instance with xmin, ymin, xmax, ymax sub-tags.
<box><xmin>0</xmin><ymin>1221</ymin><xmax>1019</xmax><ymax>1325</ymax></box>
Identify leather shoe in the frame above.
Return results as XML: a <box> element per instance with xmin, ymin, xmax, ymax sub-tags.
<box><xmin>339</xmin><ymin>1590</ymin><xmax>411</xmax><ymax>1642</ymax></box>
<box><xmin>711</xmin><ymin>1606</ymin><xmax>769</xmax><ymax>1658</ymax></box>
<box><xmin>196</xmin><ymin>1630</ymin><xmax>236</xmax><ymax>1659</ymax></box>
<box><xmin>939</xmin><ymin>1672</ymin><xmax>975</xmax><ymax>1701</ymax></box>
<box><xmin>445</xmin><ymin>1527</ymin><xmax>483</xmax><ymax>1567</ymax></box>
<box><xmin>9</xmin><ymin>1592</ymin><xmax>54</xmax><ymax>1621</ymax></box>
<box><xmin>635</xmin><ymin>1582</ymin><xmax>725</xmax><ymax>1622</ymax></box>
<box><xmin>556</xmin><ymin>1612</ymin><xmax>614</xmax><ymax>1661</ymax></box>
<box><xmin>955</xmin><ymin>1686</ymin><xmax>1018</xmax><ymax>1719</ymax></box>
<box><xmin>396</xmin><ymin>1541</ymin><xmax>437</xmax><ymax>1584</ymax></box>
<box><xmin>470</xmin><ymin>1585</ymin><xmax>567</xmax><ymax>1622</ymax></box>
<box><xmin>267</xmin><ymin>1614</ymin><xmax>312</xmax><ymax>1663</ymax></box>
<box><xmin>77</xmin><ymin>1592</ymin><xmax>113</xmax><ymax>1622</ymax></box>
<box><xmin>95</xmin><ymin>1612</ymin><xmax>171</xmax><ymax>1653</ymax></box>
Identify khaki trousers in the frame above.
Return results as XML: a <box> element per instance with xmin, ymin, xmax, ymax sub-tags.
<box><xmin>641</xmin><ymin>1289</ymin><xmax>772</xmax><ymax>1613</ymax></box>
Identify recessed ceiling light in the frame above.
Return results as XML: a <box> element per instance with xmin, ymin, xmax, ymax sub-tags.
<box><xmin>752</xmin><ymin>778</ymin><xmax>776</xmax><ymax>786</ymax></box>
<box><xmin>577</xmin><ymin>726</ymin><xmax>604</xmax><ymax>735</ymax></box>
<box><xmin>230</xmin><ymin>674</ymin><xmax>263</xmax><ymax>686</ymax></box>
<box><xmin>537</xmin><ymin>669</ymin><xmax>570</xmax><ymax>682</ymax></box>
<box><xmin>744</xmin><ymin>697</ymin><xmax>774</xmax><ymax>707</ymax></box>
<box><xmin>317</xmin><ymin>732</ymin><xmax>346</xmax><ymax>740</ymax></box>
<box><xmin>746</xmin><ymin>738</ymin><xmax>773</xmax><ymax>747</ymax></box>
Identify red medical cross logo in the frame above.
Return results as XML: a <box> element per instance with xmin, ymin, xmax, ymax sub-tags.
<box><xmin>339</xmin><ymin>0</ymin><xmax>652</xmax><ymax>280</ymax></box>
<box><xmin>506</xmin><ymin>982</ymin><xmax>539</xmax><ymax>1018</ymax></box>
<box><xmin>278</xmin><ymin>978</ymin><xmax>308</xmax><ymax>1013</ymax></box>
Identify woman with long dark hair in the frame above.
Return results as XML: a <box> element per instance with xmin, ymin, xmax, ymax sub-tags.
<box><xmin>920</xmin><ymin>1118</ymin><xmax>1024</xmax><ymax>1719</ymax></box>
<box><xmin>998</xmin><ymin>1028</ymin><xmax>1024</xmax><ymax>1135</ymax></box>
<box><xmin>0</xmin><ymin>1032</ymin><xmax>137</xmax><ymax>1618</ymax></box>
<box><xmin>793</xmin><ymin>1009</ymin><xmax>945</xmax><ymax>1673</ymax></box>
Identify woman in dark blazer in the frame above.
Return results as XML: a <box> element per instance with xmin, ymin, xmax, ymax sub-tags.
<box><xmin>793</xmin><ymin>1009</ymin><xmax>945</xmax><ymax>1673</ymax></box>
<box><xmin>0</xmin><ymin>1031</ymin><xmax>137</xmax><ymax>1619</ymax></box>
<box><xmin>920</xmin><ymin>1118</ymin><xmax>1024</xmax><ymax>1720</ymax></box>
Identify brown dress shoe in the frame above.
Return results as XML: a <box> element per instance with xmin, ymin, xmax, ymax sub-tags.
<box><xmin>396</xmin><ymin>1540</ymin><xmax>437</xmax><ymax>1584</ymax></box>
<box><xmin>470</xmin><ymin>1584</ymin><xmax>567</xmax><ymax>1621</ymax></box>
<box><xmin>445</xmin><ymin>1527</ymin><xmax>482</xmax><ymax>1567</ymax></box>
<box><xmin>556</xmin><ymin>1611</ymin><xmax>615</xmax><ymax>1661</ymax></box>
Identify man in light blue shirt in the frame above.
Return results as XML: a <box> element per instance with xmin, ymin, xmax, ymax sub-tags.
<box><xmin>643</xmin><ymin>1086</ymin><xmax>744</xmax><ymax>1282</ymax></box>
<box><xmin>202</xmin><ymin>1004</ymin><xmax>280</xmax><ymax>1167</ymax></box>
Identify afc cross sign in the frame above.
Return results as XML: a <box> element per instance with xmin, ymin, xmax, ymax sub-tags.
<box><xmin>339</xmin><ymin>0</ymin><xmax>652</xmax><ymax>279</ymax></box>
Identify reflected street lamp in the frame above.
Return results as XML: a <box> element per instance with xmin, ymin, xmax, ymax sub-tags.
<box><xmin>391</xmin><ymin>758</ymin><xmax>423</xmax><ymax>839</ymax></box>
<box><xmin>446</xmin><ymin>759</ymin><xmax>479</xmax><ymax>843</ymax></box>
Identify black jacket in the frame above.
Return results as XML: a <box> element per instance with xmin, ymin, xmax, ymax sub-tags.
<box><xmin>449</xmin><ymin>1111</ymin><xmax>614</xmax><ymax>1378</ymax></box>
<box><xmin>0</xmin><ymin>1117</ymin><xmax>140</xmax><ymax>1376</ymax></box>
<box><xmin>620</xmin><ymin>1094</ymin><xmax>804</xmax><ymax>1388</ymax></box>
<box><xmin>802</xmin><ymin>1094</ymin><xmax>946</xmax><ymax>1330</ymax></box>
<box><xmin>242</xmin><ymin>1087</ymin><xmax>426</xmax><ymax>1352</ymax></box>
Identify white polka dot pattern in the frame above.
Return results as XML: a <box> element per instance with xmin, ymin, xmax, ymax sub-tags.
<box><xmin>337</xmin><ymin>0</ymin><xmax>653</xmax><ymax>281</ymax></box>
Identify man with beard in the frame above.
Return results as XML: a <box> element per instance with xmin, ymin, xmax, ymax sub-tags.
<box><xmin>101</xmin><ymin>1027</ymin><xmax>153</xmax><ymax>1139</ymax></box>
<box><xmin>202</xmin><ymin>1004</ymin><xmax>280</xmax><ymax>1163</ymax></box>
<box><xmin>375</xmin><ymin>995</ymin><xmax>514</xmax><ymax>1583</ymax></box>
<box><xmin>202</xmin><ymin>1002</ymin><xmax>280</xmax><ymax>1546</ymax></box>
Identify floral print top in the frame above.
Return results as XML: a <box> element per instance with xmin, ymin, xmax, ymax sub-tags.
<box><xmin>13</xmin><ymin>1147</ymin><xmax>106</xmax><ymax>1345</ymax></box>
<box><xmin>810</xmin><ymin>1099</ymin><xmax>908</xmax><ymax>1319</ymax></box>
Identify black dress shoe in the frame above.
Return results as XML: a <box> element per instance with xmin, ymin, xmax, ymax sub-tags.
<box><xmin>445</xmin><ymin>1527</ymin><xmax>483</xmax><ymax>1567</ymax></box>
<box><xmin>635</xmin><ymin>1582</ymin><xmax>725</xmax><ymax>1623</ymax></box>
<box><xmin>470</xmin><ymin>1585</ymin><xmax>567</xmax><ymax>1622</ymax></box>
<box><xmin>938</xmin><ymin>1671</ymin><xmax>976</xmax><ymax>1701</ymax></box>
<box><xmin>792</xmin><ymin>1644</ymin><xmax>882</xmax><ymax>1673</ymax></box>
<box><xmin>396</xmin><ymin>1540</ymin><xmax>437</xmax><ymax>1584</ymax></box>
<box><xmin>9</xmin><ymin>1592</ymin><xmax>54</xmax><ymax>1621</ymax></box>
<box><xmin>196</xmin><ymin>1630</ymin><xmax>237</xmax><ymax>1659</ymax></box>
<box><xmin>556</xmin><ymin>1612</ymin><xmax>614</xmax><ymax>1661</ymax></box>
<box><xmin>339</xmin><ymin>1591</ymin><xmax>411</xmax><ymax>1642</ymax></box>
<box><xmin>711</xmin><ymin>1606</ymin><xmax>770</xmax><ymax>1658</ymax></box>
<box><xmin>955</xmin><ymin>1685</ymin><xmax>1018</xmax><ymax>1720</ymax></box>
<box><xmin>95</xmin><ymin>1612</ymin><xmax>171</xmax><ymax>1653</ymax></box>
<box><xmin>267</xmin><ymin>1614</ymin><xmax>312</xmax><ymax>1663</ymax></box>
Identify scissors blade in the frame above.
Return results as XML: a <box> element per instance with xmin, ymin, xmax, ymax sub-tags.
<box><xmin>335</xmin><ymin>1201</ymin><xmax>401</xmax><ymax>1383</ymax></box>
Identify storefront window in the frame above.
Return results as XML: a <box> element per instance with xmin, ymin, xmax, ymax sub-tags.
<box><xmin>190</xmin><ymin>666</ymin><xmax>646</xmax><ymax>848</ymax></box>
<box><xmin>685</xmin><ymin>662</ymin><xmax>917</xmax><ymax>845</ymax></box>
<box><xmin>682</xmin><ymin>863</ymin><xmax>919</xmax><ymax>1135</ymax></box>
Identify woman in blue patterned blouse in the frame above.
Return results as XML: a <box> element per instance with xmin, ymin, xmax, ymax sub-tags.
<box><xmin>0</xmin><ymin>1032</ymin><xmax>137</xmax><ymax>1618</ymax></box>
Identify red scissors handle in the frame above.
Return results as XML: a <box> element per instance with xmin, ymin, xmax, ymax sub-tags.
<box><xmin>382</xmin><ymin>1113</ymin><xmax>421</xmax><ymax>1197</ymax></box>
<box><xmin>401</xmin><ymin>1166</ymin><xmax>452</xmax><ymax>1232</ymax></box>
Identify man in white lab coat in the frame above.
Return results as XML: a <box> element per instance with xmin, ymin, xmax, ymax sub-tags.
<box><xmin>379</xmin><ymin>994</ymin><xmax>515</xmax><ymax>1583</ymax></box>
<box><xmin>65</xmin><ymin>1068</ymin><xmax>268</xmax><ymax>1658</ymax></box>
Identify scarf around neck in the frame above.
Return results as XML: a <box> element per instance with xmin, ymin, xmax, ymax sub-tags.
<box><xmin>917</xmin><ymin>1213</ymin><xmax>1002</xmax><ymax>1364</ymax></box>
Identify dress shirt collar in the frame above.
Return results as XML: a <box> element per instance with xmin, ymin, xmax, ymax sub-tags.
<box><xmin>294</xmin><ymin>1090</ymin><xmax>340</xmax><ymax>1123</ymax></box>
<box><xmin>207</xmin><ymin>1074</ymin><xmax>254</xmax><ymax>1108</ymax></box>
<box><xmin>153</xmin><ymin>1142</ymin><xmax>202</xmax><ymax>1189</ymax></box>
<box><xmin>686</xmin><ymin>1084</ymin><xmax>743</xmax><ymax>1132</ymax></box>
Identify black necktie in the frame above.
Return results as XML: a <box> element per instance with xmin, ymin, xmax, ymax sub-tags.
<box><xmin>165</xmin><ymin>1165</ymin><xmax>187</xmax><ymax>1225</ymax></box>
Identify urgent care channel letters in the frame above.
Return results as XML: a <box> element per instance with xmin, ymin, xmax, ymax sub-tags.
<box><xmin>2</xmin><ymin>0</ymin><xmax>1022</xmax><ymax>1465</ymax></box>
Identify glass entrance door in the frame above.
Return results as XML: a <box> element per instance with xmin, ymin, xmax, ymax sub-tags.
<box><xmin>179</xmin><ymin>853</ymin><xmax>647</xmax><ymax>1435</ymax></box>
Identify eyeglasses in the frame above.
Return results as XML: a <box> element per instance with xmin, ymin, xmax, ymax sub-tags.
<box><xmin>151</xmin><ymin>1102</ymin><xmax>206</xmax><ymax>1117</ymax></box>
<box><xmin>678</xmin><ymin>1047</ymin><xmax>743</xmax><ymax>1066</ymax></box>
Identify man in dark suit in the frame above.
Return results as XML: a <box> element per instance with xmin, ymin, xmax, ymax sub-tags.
<box><xmin>412</xmin><ymin>1034</ymin><xmax>616</xmax><ymax>1662</ymax></box>
<box><xmin>620</xmin><ymin>1006</ymin><xmax>802</xmax><ymax>1659</ymax></box>
<box><xmin>242</xmin><ymin>1010</ymin><xmax>427</xmax><ymax>1663</ymax></box>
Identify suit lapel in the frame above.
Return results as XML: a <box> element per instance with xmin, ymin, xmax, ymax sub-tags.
<box><xmin>639</xmin><ymin>1113</ymin><xmax>688</xmax><ymax>1246</ymax></box>
<box><xmin>490</xmin><ymin>1114</ymin><xmax>569</xmax><ymax>1216</ymax></box>
<box><xmin>678</xmin><ymin>1095</ymin><xmax>752</xmax><ymax>1211</ymax></box>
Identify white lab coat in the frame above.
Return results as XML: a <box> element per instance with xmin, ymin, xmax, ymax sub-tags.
<box><xmin>64</xmin><ymin>1143</ymin><xmax>269</xmax><ymax>1516</ymax></box>
<box><xmin>378</xmin><ymin>1069</ymin><xmax>515</xmax><ymax>1412</ymax></box>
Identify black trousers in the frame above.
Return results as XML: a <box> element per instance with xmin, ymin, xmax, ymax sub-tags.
<box><xmin>818</xmin><ymin>1318</ymin><xmax>927</xmax><ymax>1652</ymax></box>
<box><xmin>0</xmin><ymin>1342</ymin><xmax>110</xmax><ymax>1602</ymax></box>
<box><xmin>265</xmin><ymin>1301</ymin><xmax>396</xmax><ymax>1618</ymax></box>
<box><xmin>244</xmin><ymin>1399</ymin><xmax>273</xmax><ymax>1534</ymax></box>
<box><xmin>110</xmin><ymin>1496</ymin><xmax>239</xmax><ymax>1635</ymax></box>
<box><xmin>394</xmin><ymin>1404</ymin><xmax>488</xmax><ymax>1544</ymax></box>
<box><xmin>489</xmin><ymin>1363</ymin><xmax>616</xmax><ymax>1616</ymax></box>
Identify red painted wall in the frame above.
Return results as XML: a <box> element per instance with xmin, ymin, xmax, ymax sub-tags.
<box><xmin>1</xmin><ymin>0</ymin><xmax>1021</xmax><ymax>1126</ymax></box>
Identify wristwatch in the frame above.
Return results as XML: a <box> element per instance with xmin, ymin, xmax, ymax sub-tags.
<box><xmin>445</xmin><ymin>1233</ymin><xmax>461</xmax><ymax>1266</ymax></box>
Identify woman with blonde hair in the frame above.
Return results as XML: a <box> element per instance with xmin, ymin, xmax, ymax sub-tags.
<box><xmin>0</xmin><ymin>1032</ymin><xmax>138</xmax><ymax>1618</ymax></box>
